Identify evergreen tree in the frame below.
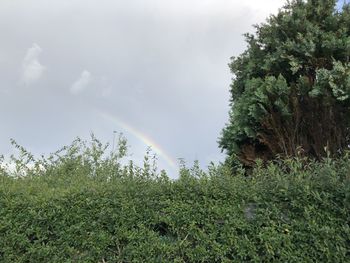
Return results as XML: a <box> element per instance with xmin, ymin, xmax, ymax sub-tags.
<box><xmin>219</xmin><ymin>0</ymin><xmax>350</xmax><ymax>166</ymax></box>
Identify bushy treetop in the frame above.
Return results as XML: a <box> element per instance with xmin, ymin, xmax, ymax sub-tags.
<box><xmin>220</xmin><ymin>0</ymin><xmax>350</xmax><ymax>166</ymax></box>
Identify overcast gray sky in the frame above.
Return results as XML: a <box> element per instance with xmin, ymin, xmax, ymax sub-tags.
<box><xmin>0</xmin><ymin>0</ymin><xmax>285</xmax><ymax>177</ymax></box>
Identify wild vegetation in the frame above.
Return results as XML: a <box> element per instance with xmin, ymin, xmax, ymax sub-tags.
<box><xmin>0</xmin><ymin>137</ymin><xmax>349</xmax><ymax>262</ymax></box>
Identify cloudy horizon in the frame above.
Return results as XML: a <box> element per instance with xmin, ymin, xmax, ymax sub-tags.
<box><xmin>1</xmin><ymin>0</ymin><xmax>286</xmax><ymax>177</ymax></box>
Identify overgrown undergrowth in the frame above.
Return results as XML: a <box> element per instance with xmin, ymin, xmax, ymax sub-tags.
<box><xmin>0</xmin><ymin>137</ymin><xmax>349</xmax><ymax>262</ymax></box>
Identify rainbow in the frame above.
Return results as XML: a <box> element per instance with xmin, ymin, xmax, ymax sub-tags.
<box><xmin>98</xmin><ymin>111</ymin><xmax>177</xmax><ymax>169</ymax></box>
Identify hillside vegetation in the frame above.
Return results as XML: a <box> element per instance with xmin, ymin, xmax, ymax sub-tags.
<box><xmin>0</xmin><ymin>137</ymin><xmax>349</xmax><ymax>262</ymax></box>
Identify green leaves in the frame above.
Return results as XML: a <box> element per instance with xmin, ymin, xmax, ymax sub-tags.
<box><xmin>220</xmin><ymin>0</ymin><xmax>350</xmax><ymax>165</ymax></box>
<box><xmin>1</xmin><ymin>154</ymin><xmax>350</xmax><ymax>262</ymax></box>
<box><xmin>310</xmin><ymin>61</ymin><xmax>350</xmax><ymax>100</ymax></box>
<box><xmin>288</xmin><ymin>57</ymin><xmax>302</xmax><ymax>75</ymax></box>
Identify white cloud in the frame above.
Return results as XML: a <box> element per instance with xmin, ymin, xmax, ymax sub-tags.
<box><xmin>70</xmin><ymin>70</ymin><xmax>92</xmax><ymax>95</ymax></box>
<box><xmin>21</xmin><ymin>43</ymin><xmax>45</xmax><ymax>85</ymax></box>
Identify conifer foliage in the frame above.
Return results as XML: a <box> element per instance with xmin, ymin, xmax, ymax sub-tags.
<box><xmin>220</xmin><ymin>0</ymin><xmax>350</xmax><ymax>166</ymax></box>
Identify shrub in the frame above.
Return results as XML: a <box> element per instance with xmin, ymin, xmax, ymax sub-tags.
<box><xmin>0</xmin><ymin>138</ymin><xmax>349</xmax><ymax>262</ymax></box>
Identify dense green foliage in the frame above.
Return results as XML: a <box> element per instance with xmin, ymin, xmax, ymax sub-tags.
<box><xmin>2</xmin><ymin>2</ymin><xmax>350</xmax><ymax>261</ymax></box>
<box><xmin>220</xmin><ymin>0</ymin><xmax>350</xmax><ymax>166</ymax></box>
<box><xmin>0</xmin><ymin>138</ymin><xmax>349</xmax><ymax>262</ymax></box>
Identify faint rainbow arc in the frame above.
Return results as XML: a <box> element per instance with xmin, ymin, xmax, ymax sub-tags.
<box><xmin>99</xmin><ymin>111</ymin><xmax>177</xmax><ymax>169</ymax></box>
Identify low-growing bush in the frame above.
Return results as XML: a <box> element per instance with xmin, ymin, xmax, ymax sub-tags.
<box><xmin>0</xmin><ymin>138</ymin><xmax>349</xmax><ymax>262</ymax></box>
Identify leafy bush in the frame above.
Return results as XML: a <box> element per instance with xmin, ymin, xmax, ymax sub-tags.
<box><xmin>0</xmin><ymin>138</ymin><xmax>349</xmax><ymax>262</ymax></box>
<box><xmin>220</xmin><ymin>0</ymin><xmax>350</xmax><ymax>166</ymax></box>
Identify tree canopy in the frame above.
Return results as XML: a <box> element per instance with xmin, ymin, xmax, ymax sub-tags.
<box><xmin>219</xmin><ymin>0</ymin><xmax>350</xmax><ymax>166</ymax></box>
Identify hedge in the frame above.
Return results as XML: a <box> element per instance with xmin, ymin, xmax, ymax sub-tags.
<box><xmin>0</xmin><ymin>139</ymin><xmax>349</xmax><ymax>262</ymax></box>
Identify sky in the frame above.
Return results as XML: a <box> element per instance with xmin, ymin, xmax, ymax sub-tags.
<box><xmin>337</xmin><ymin>0</ymin><xmax>350</xmax><ymax>9</ymax></box>
<box><xmin>0</xmin><ymin>0</ymin><xmax>314</xmax><ymax>177</ymax></box>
